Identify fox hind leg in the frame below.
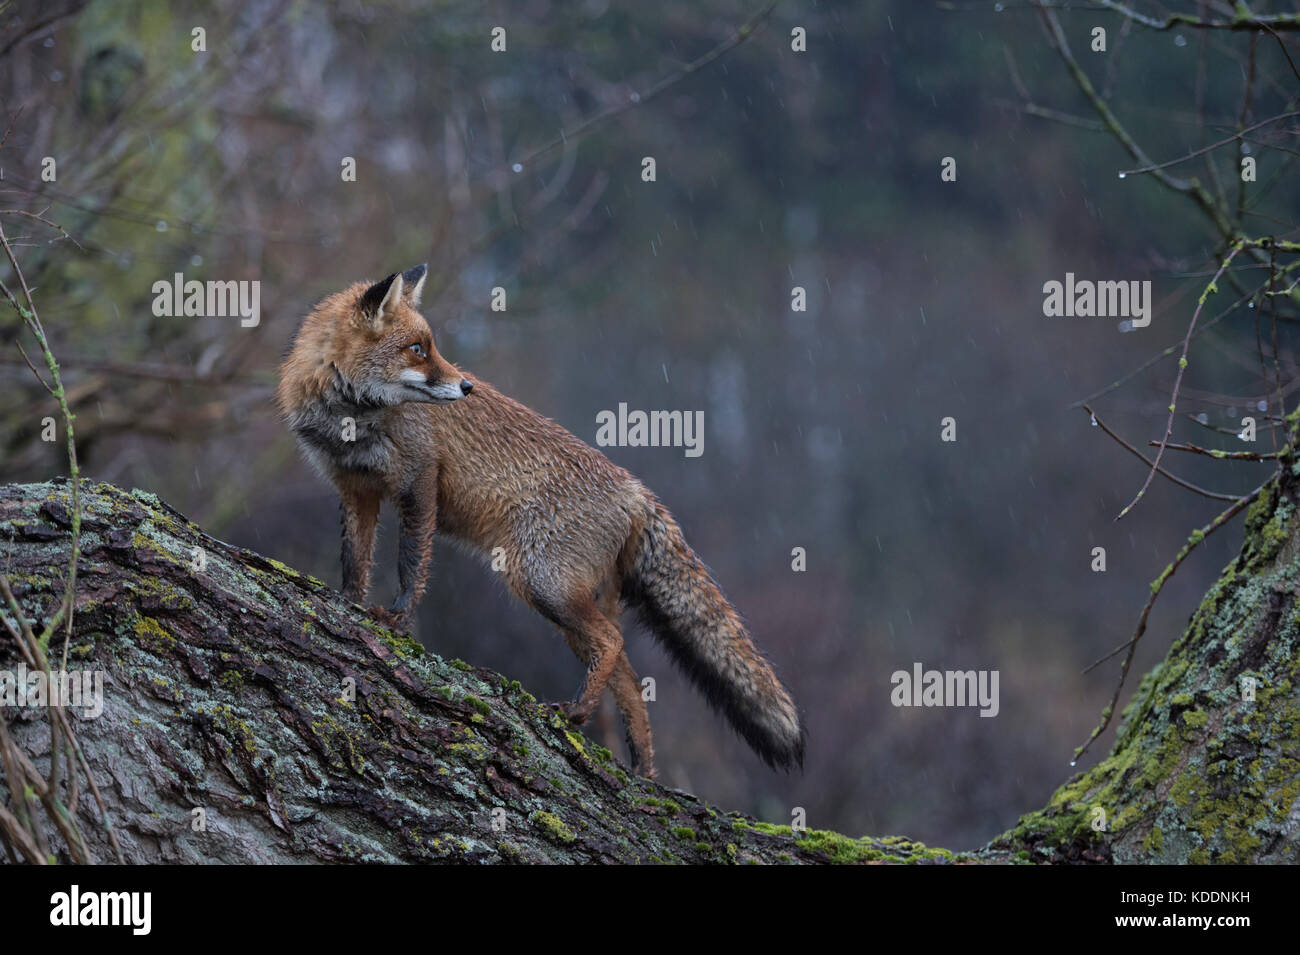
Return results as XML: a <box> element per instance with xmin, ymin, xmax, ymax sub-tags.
<box><xmin>546</xmin><ymin>589</ymin><xmax>655</xmax><ymax>777</ymax></box>
<box><xmin>595</xmin><ymin>586</ymin><xmax>655</xmax><ymax>777</ymax></box>
<box><xmin>609</xmin><ymin>651</ymin><xmax>655</xmax><ymax>778</ymax></box>
<box><xmin>537</xmin><ymin>595</ymin><xmax>623</xmax><ymax>726</ymax></box>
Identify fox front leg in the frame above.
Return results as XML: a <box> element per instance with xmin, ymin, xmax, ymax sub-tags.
<box><xmin>340</xmin><ymin>488</ymin><xmax>381</xmax><ymax>604</ymax></box>
<box><xmin>383</xmin><ymin>470</ymin><xmax>438</xmax><ymax>626</ymax></box>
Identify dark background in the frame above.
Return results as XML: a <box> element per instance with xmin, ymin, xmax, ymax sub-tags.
<box><xmin>2</xmin><ymin>0</ymin><xmax>1296</xmax><ymax>849</ymax></box>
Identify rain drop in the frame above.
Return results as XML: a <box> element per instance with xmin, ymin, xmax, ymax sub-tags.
<box><xmin>511</xmin><ymin>162</ymin><xmax>523</xmax><ymax>173</ymax></box>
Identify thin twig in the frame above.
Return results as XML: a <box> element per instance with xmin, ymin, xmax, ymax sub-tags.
<box><xmin>1074</xmin><ymin>479</ymin><xmax>1267</xmax><ymax>762</ymax></box>
<box><xmin>1117</xmin><ymin>111</ymin><xmax>1300</xmax><ymax>178</ymax></box>
<box><xmin>1148</xmin><ymin>440</ymin><xmax>1280</xmax><ymax>461</ymax></box>
<box><xmin>1094</xmin><ymin>0</ymin><xmax>1300</xmax><ymax>32</ymax></box>
<box><xmin>1116</xmin><ymin>244</ymin><xmax>1243</xmax><ymax>520</ymax></box>
<box><xmin>1068</xmin><ymin>279</ymin><xmax>1265</xmax><ymax>410</ymax></box>
<box><xmin>1082</xmin><ymin>405</ymin><xmax>1241</xmax><ymax>501</ymax></box>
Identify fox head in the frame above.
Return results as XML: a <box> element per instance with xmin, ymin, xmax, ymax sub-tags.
<box><xmin>337</xmin><ymin>264</ymin><xmax>473</xmax><ymax>406</ymax></box>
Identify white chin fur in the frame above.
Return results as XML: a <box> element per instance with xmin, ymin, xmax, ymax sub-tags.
<box><xmin>396</xmin><ymin>370</ymin><xmax>463</xmax><ymax>402</ymax></box>
<box><xmin>426</xmin><ymin>382</ymin><xmax>465</xmax><ymax>401</ymax></box>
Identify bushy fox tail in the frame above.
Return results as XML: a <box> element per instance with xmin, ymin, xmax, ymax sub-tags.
<box><xmin>623</xmin><ymin>497</ymin><xmax>805</xmax><ymax>770</ymax></box>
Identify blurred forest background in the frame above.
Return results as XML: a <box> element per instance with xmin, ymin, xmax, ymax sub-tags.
<box><xmin>2</xmin><ymin>0</ymin><xmax>1299</xmax><ymax>850</ymax></box>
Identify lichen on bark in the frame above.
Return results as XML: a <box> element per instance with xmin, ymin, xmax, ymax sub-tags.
<box><xmin>3</xmin><ymin>474</ymin><xmax>1296</xmax><ymax>864</ymax></box>
<box><xmin>988</xmin><ymin>448</ymin><xmax>1300</xmax><ymax>864</ymax></box>
<box><xmin>0</xmin><ymin>480</ymin><xmax>959</xmax><ymax>864</ymax></box>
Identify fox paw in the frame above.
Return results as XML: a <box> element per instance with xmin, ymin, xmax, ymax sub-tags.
<box><xmin>368</xmin><ymin>605</ymin><xmax>408</xmax><ymax>630</ymax></box>
<box><xmin>548</xmin><ymin>700</ymin><xmax>597</xmax><ymax>725</ymax></box>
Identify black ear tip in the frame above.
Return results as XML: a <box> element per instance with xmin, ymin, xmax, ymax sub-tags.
<box><xmin>402</xmin><ymin>263</ymin><xmax>428</xmax><ymax>284</ymax></box>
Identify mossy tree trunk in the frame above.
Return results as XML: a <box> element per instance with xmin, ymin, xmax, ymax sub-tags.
<box><xmin>1</xmin><ymin>475</ymin><xmax>1296</xmax><ymax>865</ymax></box>
<box><xmin>988</xmin><ymin>451</ymin><xmax>1300</xmax><ymax>864</ymax></box>
<box><xmin>0</xmin><ymin>480</ymin><xmax>948</xmax><ymax>864</ymax></box>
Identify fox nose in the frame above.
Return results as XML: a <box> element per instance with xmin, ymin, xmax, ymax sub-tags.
<box><xmin>460</xmin><ymin>379</ymin><xmax>474</xmax><ymax>395</ymax></box>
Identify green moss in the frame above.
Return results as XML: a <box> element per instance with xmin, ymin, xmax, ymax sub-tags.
<box><xmin>372</xmin><ymin>626</ymin><xmax>424</xmax><ymax>660</ymax></box>
<box><xmin>446</xmin><ymin>741</ymin><xmax>489</xmax><ymax>761</ymax></box>
<box><xmin>671</xmin><ymin>827</ymin><xmax>696</xmax><ymax>841</ymax></box>
<box><xmin>798</xmin><ymin>829</ymin><xmax>958</xmax><ymax>864</ymax></box>
<box><xmin>310</xmin><ymin>712</ymin><xmax>367</xmax><ymax>774</ymax></box>
<box><xmin>532</xmin><ymin>810</ymin><xmax>576</xmax><ymax>845</ymax></box>
<box><xmin>133</xmin><ymin>614</ymin><xmax>174</xmax><ymax>647</ymax></box>
<box><xmin>564</xmin><ymin>730</ymin><xmax>586</xmax><ymax>756</ymax></box>
<box><xmin>201</xmin><ymin>702</ymin><xmax>260</xmax><ymax>756</ymax></box>
<box><xmin>643</xmin><ymin>796</ymin><xmax>683</xmax><ymax>814</ymax></box>
<box><xmin>262</xmin><ymin>557</ymin><xmax>302</xmax><ymax>580</ymax></box>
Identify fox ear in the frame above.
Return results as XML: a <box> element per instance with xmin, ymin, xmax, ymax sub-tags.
<box><xmin>401</xmin><ymin>264</ymin><xmax>428</xmax><ymax>307</ymax></box>
<box><xmin>357</xmin><ymin>272</ymin><xmax>404</xmax><ymax>327</ymax></box>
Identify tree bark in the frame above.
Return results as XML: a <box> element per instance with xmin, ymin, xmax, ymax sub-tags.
<box><xmin>988</xmin><ymin>450</ymin><xmax>1300</xmax><ymax>864</ymax></box>
<box><xmin>0</xmin><ymin>480</ymin><xmax>949</xmax><ymax>864</ymax></box>
<box><xmin>1</xmin><ymin>471</ymin><xmax>1296</xmax><ymax>864</ymax></box>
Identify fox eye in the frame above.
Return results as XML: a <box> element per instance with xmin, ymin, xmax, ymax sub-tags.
<box><xmin>407</xmin><ymin>342</ymin><xmax>426</xmax><ymax>358</ymax></box>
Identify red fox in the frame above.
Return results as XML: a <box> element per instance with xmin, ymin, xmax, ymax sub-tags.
<box><xmin>276</xmin><ymin>265</ymin><xmax>804</xmax><ymax>777</ymax></box>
